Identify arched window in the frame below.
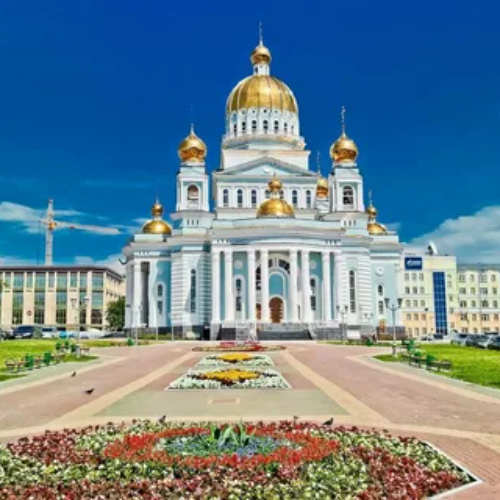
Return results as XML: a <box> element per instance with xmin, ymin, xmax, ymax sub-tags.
<box><xmin>263</xmin><ymin>120</ymin><xmax>269</xmax><ymax>133</ymax></box>
<box><xmin>471</xmin><ymin>300</ymin><xmax>476</xmax><ymax>307</ymax></box>
<box><xmin>222</xmin><ymin>189</ymin><xmax>229</xmax><ymax>207</ymax></box>
<box><xmin>242</xmin><ymin>122</ymin><xmax>247</xmax><ymax>133</ymax></box>
<box><xmin>284</xmin><ymin>123</ymin><xmax>288</xmax><ymax>133</ymax></box>
<box><xmin>233</xmin><ymin>124</ymin><xmax>237</xmax><ymax>134</ymax></box>
<box><xmin>482</xmin><ymin>300</ymin><xmax>489</xmax><ymax>308</ymax></box>
<box><xmin>237</xmin><ymin>189</ymin><xmax>243</xmax><ymax>207</ymax></box>
<box><xmin>187</xmin><ymin>185</ymin><xmax>199</xmax><ymax>200</ymax></box>
<box><xmin>291</xmin><ymin>125</ymin><xmax>295</xmax><ymax>134</ymax></box>
<box><xmin>306</xmin><ymin>190</ymin><xmax>312</xmax><ymax>208</ymax></box>
<box><xmin>157</xmin><ymin>284</ymin><xmax>163</xmax><ymax>297</ymax></box>
<box><xmin>189</xmin><ymin>270</ymin><xmax>196</xmax><ymax>313</ymax></box>
<box><xmin>343</xmin><ymin>186</ymin><xmax>354</xmax><ymax>207</ymax></box>
<box><xmin>235</xmin><ymin>278</ymin><xmax>242</xmax><ymax>312</ymax></box>
<box><xmin>274</xmin><ymin>120</ymin><xmax>279</xmax><ymax>133</ymax></box>
<box><xmin>292</xmin><ymin>190</ymin><xmax>298</xmax><ymax>207</ymax></box>
<box><xmin>279</xmin><ymin>190</ymin><xmax>284</xmax><ymax>200</ymax></box>
<box><xmin>378</xmin><ymin>301</ymin><xmax>384</xmax><ymax>314</ymax></box>
<box><xmin>378</xmin><ymin>285</ymin><xmax>384</xmax><ymax>296</ymax></box>
<box><xmin>310</xmin><ymin>278</ymin><xmax>317</xmax><ymax>311</ymax></box>
<box><xmin>349</xmin><ymin>270</ymin><xmax>357</xmax><ymax>313</ymax></box>
<box><xmin>251</xmin><ymin>189</ymin><xmax>257</xmax><ymax>207</ymax></box>
<box><xmin>494</xmin><ymin>300</ymin><xmax>498</xmax><ymax>308</ymax></box>
<box><xmin>251</xmin><ymin>120</ymin><xmax>257</xmax><ymax>133</ymax></box>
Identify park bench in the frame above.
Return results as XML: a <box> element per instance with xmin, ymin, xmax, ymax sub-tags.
<box><xmin>81</xmin><ymin>346</ymin><xmax>91</xmax><ymax>356</ymax></box>
<box><xmin>5</xmin><ymin>358</ymin><xmax>23</xmax><ymax>373</ymax></box>
<box><xmin>425</xmin><ymin>355</ymin><xmax>452</xmax><ymax>372</ymax></box>
<box><xmin>409</xmin><ymin>351</ymin><xmax>426</xmax><ymax>368</ymax></box>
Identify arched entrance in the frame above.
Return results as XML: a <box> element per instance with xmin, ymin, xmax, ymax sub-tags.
<box><xmin>256</xmin><ymin>303</ymin><xmax>262</xmax><ymax>321</ymax></box>
<box><xmin>269</xmin><ymin>297</ymin><xmax>284</xmax><ymax>323</ymax></box>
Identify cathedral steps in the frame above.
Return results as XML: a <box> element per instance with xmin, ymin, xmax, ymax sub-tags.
<box><xmin>257</xmin><ymin>330</ymin><xmax>312</xmax><ymax>341</ymax></box>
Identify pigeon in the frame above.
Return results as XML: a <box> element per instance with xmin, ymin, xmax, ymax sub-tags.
<box><xmin>158</xmin><ymin>415</ymin><xmax>167</xmax><ymax>425</ymax></box>
<box><xmin>293</xmin><ymin>415</ymin><xmax>300</xmax><ymax>421</ymax></box>
<box><xmin>71</xmin><ymin>371</ymin><xmax>77</xmax><ymax>377</ymax></box>
<box><xmin>85</xmin><ymin>388</ymin><xmax>95</xmax><ymax>395</ymax></box>
<box><xmin>322</xmin><ymin>417</ymin><xmax>334</xmax><ymax>426</ymax></box>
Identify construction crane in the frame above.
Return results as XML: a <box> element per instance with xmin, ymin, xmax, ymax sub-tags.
<box><xmin>40</xmin><ymin>199</ymin><xmax>121</xmax><ymax>265</ymax></box>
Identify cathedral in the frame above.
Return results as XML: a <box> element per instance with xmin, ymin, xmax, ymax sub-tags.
<box><xmin>123</xmin><ymin>36</ymin><xmax>403</xmax><ymax>340</ymax></box>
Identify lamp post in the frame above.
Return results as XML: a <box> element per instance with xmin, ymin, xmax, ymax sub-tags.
<box><xmin>336</xmin><ymin>305</ymin><xmax>348</xmax><ymax>341</ymax></box>
<box><xmin>385</xmin><ymin>297</ymin><xmax>403</xmax><ymax>355</ymax></box>
<box><xmin>169</xmin><ymin>312</ymin><xmax>174</xmax><ymax>341</ymax></box>
<box><xmin>70</xmin><ymin>295</ymin><xmax>89</xmax><ymax>358</ymax></box>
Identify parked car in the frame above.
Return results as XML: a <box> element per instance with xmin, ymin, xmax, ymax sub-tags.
<box><xmin>487</xmin><ymin>337</ymin><xmax>500</xmax><ymax>350</ymax></box>
<box><xmin>0</xmin><ymin>328</ymin><xmax>6</xmax><ymax>341</ymax></box>
<box><xmin>41</xmin><ymin>326</ymin><xmax>58</xmax><ymax>339</ymax></box>
<box><xmin>466</xmin><ymin>334</ymin><xmax>489</xmax><ymax>347</ymax></box>
<box><xmin>451</xmin><ymin>333</ymin><xmax>470</xmax><ymax>346</ymax></box>
<box><xmin>12</xmin><ymin>325</ymin><xmax>42</xmax><ymax>339</ymax></box>
<box><xmin>476</xmin><ymin>336</ymin><xmax>495</xmax><ymax>349</ymax></box>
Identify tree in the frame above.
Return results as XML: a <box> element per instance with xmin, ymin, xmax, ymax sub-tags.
<box><xmin>106</xmin><ymin>297</ymin><xmax>125</xmax><ymax>331</ymax></box>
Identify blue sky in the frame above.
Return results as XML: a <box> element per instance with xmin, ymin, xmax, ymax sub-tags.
<box><xmin>1</xmin><ymin>0</ymin><xmax>500</xmax><ymax>269</ymax></box>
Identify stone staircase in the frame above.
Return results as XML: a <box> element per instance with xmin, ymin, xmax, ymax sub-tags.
<box><xmin>257</xmin><ymin>329</ymin><xmax>312</xmax><ymax>341</ymax></box>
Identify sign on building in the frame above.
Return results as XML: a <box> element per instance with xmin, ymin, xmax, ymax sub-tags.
<box><xmin>405</xmin><ymin>257</ymin><xmax>423</xmax><ymax>270</ymax></box>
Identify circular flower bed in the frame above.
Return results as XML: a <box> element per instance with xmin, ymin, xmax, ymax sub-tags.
<box><xmin>0</xmin><ymin>421</ymin><xmax>472</xmax><ymax>499</ymax></box>
<box><xmin>168</xmin><ymin>367</ymin><xmax>290</xmax><ymax>389</ymax></box>
<box><xmin>197</xmin><ymin>353</ymin><xmax>274</xmax><ymax>367</ymax></box>
<box><xmin>193</xmin><ymin>342</ymin><xmax>286</xmax><ymax>353</ymax></box>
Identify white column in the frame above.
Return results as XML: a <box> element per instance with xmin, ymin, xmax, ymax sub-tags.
<box><xmin>211</xmin><ymin>250</ymin><xmax>221</xmax><ymax>322</ymax></box>
<box><xmin>133</xmin><ymin>261</ymin><xmax>142</xmax><ymax>327</ymax></box>
<box><xmin>334</xmin><ymin>253</ymin><xmax>344</xmax><ymax>318</ymax></box>
<box><xmin>248</xmin><ymin>249</ymin><xmax>256</xmax><ymax>321</ymax></box>
<box><xmin>261</xmin><ymin>249</ymin><xmax>270</xmax><ymax>322</ymax></box>
<box><xmin>289</xmin><ymin>249</ymin><xmax>299</xmax><ymax>322</ymax></box>
<box><xmin>322</xmin><ymin>251</ymin><xmax>332</xmax><ymax>322</ymax></box>
<box><xmin>223</xmin><ymin>249</ymin><xmax>234</xmax><ymax>321</ymax></box>
<box><xmin>301</xmin><ymin>250</ymin><xmax>311</xmax><ymax>322</ymax></box>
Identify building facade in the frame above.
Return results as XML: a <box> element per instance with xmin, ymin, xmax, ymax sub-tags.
<box><xmin>123</xmin><ymin>38</ymin><xmax>404</xmax><ymax>340</ymax></box>
<box><xmin>400</xmin><ymin>255</ymin><xmax>500</xmax><ymax>337</ymax></box>
<box><xmin>0</xmin><ymin>266</ymin><xmax>124</xmax><ymax>330</ymax></box>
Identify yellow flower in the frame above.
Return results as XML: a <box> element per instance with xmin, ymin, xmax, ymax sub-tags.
<box><xmin>200</xmin><ymin>369</ymin><xmax>260</xmax><ymax>384</ymax></box>
<box><xmin>218</xmin><ymin>353</ymin><xmax>254</xmax><ymax>363</ymax></box>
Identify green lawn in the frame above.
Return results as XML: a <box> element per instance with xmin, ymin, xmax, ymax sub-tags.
<box><xmin>375</xmin><ymin>344</ymin><xmax>500</xmax><ymax>389</ymax></box>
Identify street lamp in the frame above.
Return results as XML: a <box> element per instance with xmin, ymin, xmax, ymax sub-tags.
<box><xmin>336</xmin><ymin>305</ymin><xmax>348</xmax><ymax>341</ymax></box>
<box><xmin>385</xmin><ymin>297</ymin><xmax>403</xmax><ymax>353</ymax></box>
<box><xmin>71</xmin><ymin>295</ymin><xmax>89</xmax><ymax>357</ymax></box>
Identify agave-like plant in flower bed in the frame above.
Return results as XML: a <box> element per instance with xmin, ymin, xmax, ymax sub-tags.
<box><xmin>168</xmin><ymin>366</ymin><xmax>290</xmax><ymax>389</ymax></box>
<box><xmin>0</xmin><ymin>420</ymin><xmax>473</xmax><ymax>499</ymax></box>
<box><xmin>197</xmin><ymin>353</ymin><xmax>275</xmax><ymax>367</ymax></box>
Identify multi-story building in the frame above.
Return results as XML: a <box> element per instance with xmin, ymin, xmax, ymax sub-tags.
<box><xmin>0</xmin><ymin>266</ymin><xmax>124</xmax><ymax>330</ymax></box>
<box><xmin>400</xmin><ymin>254</ymin><xmax>457</xmax><ymax>337</ymax></box>
<box><xmin>456</xmin><ymin>264</ymin><xmax>500</xmax><ymax>334</ymax></box>
<box><xmin>401</xmin><ymin>255</ymin><xmax>500</xmax><ymax>337</ymax></box>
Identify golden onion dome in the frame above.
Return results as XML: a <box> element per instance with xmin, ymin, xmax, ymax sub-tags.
<box><xmin>316</xmin><ymin>176</ymin><xmax>329</xmax><ymax>198</ymax></box>
<box><xmin>141</xmin><ymin>199</ymin><xmax>172</xmax><ymax>236</ymax></box>
<box><xmin>227</xmin><ymin>75</ymin><xmax>298</xmax><ymax>114</ymax></box>
<box><xmin>257</xmin><ymin>175</ymin><xmax>295</xmax><ymax>218</ymax></box>
<box><xmin>251</xmin><ymin>42</ymin><xmax>272</xmax><ymax>65</ymax></box>
<box><xmin>330</xmin><ymin>106</ymin><xmax>358</xmax><ymax>163</ymax></box>
<box><xmin>178</xmin><ymin>125</ymin><xmax>207</xmax><ymax>162</ymax></box>
<box><xmin>366</xmin><ymin>195</ymin><xmax>387</xmax><ymax>235</ymax></box>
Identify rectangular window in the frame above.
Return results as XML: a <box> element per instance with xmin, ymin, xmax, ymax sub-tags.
<box><xmin>470</xmin><ymin>288</ymin><xmax>476</xmax><ymax>294</ymax></box>
<box><xmin>48</xmin><ymin>273</ymin><xmax>55</xmax><ymax>288</ymax></box>
<box><xmin>378</xmin><ymin>301</ymin><xmax>384</xmax><ymax>314</ymax></box>
<box><xmin>56</xmin><ymin>291</ymin><xmax>67</xmax><ymax>308</ymax></box>
<box><xmin>413</xmin><ymin>313</ymin><xmax>418</xmax><ymax>320</ymax></box>
<box><xmin>412</xmin><ymin>287</ymin><xmax>418</xmax><ymax>294</ymax></box>
<box><xmin>91</xmin><ymin>309</ymin><xmax>102</xmax><ymax>324</ymax></box>
<box><xmin>92</xmin><ymin>291</ymin><xmax>103</xmax><ymax>308</ymax></box>
<box><xmin>79</xmin><ymin>273</ymin><xmax>88</xmax><ymax>289</ymax></box>
<box><xmin>34</xmin><ymin>309</ymin><xmax>45</xmax><ymax>325</ymax></box>
<box><xmin>480</xmin><ymin>274</ymin><xmax>488</xmax><ymax>283</ymax></box>
<box><xmin>92</xmin><ymin>273</ymin><xmax>104</xmax><ymax>289</ymax></box>
<box><xmin>34</xmin><ymin>291</ymin><xmax>45</xmax><ymax>308</ymax></box>
<box><xmin>13</xmin><ymin>273</ymin><xmax>24</xmax><ymax>289</ymax></box>
<box><xmin>4</xmin><ymin>273</ymin><xmax>11</xmax><ymax>287</ymax></box>
<box><xmin>26</xmin><ymin>273</ymin><xmax>33</xmax><ymax>288</ymax></box>
<box><xmin>460</xmin><ymin>300</ymin><xmax>467</xmax><ymax>308</ymax></box>
<box><xmin>480</xmin><ymin>288</ymin><xmax>488</xmax><ymax>295</ymax></box>
<box><xmin>404</xmin><ymin>273</ymin><xmax>409</xmax><ymax>281</ymax></box>
<box><xmin>12</xmin><ymin>291</ymin><xmax>23</xmax><ymax>325</ymax></box>
<box><xmin>459</xmin><ymin>288</ymin><xmax>466</xmax><ymax>294</ymax></box>
<box><xmin>57</xmin><ymin>273</ymin><xmax>67</xmax><ymax>289</ymax></box>
<box><xmin>406</xmin><ymin>314</ymin><xmax>411</xmax><ymax>320</ymax></box>
<box><xmin>459</xmin><ymin>275</ymin><xmax>465</xmax><ymax>282</ymax></box>
<box><xmin>70</xmin><ymin>273</ymin><xmax>77</xmax><ymax>288</ymax></box>
<box><xmin>482</xmin><ymin>314</ymin><xmax>489</xmax><ymax>321</ymax></box>
<box><xmin>157</xmin><ymin>301</ymin><xmax>163</xmax><ymax>315</ymax></box>
<box><xmin>419</xmin><ymin>273</ymin><xmax>424</xmax><ymax>281</ymax></box>
<box><xmin>405</xmin><ymin>287</ymin><xmax>410</xmax><ymax>294</ymax></box>
<box><xmin>56</xmin><ymin>309</ymin><xmax>67</xmax><ymax>325</ymax></box>
<box><xmin>35</xmin><ymin>273</ymin><xmax>46</xmax><ymax>290</ymax></box>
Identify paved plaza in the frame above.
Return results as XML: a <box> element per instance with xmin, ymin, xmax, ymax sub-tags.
<box><xmin>1</xmin><ymin>342</ymin><xmax>500</xmax><ymax>498</ymax></box>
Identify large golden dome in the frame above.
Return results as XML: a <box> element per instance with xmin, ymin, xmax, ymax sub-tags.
<box><xmin>227</xmin><ymin>75</ymin><xmax>298</xmax><ymax>114</ymax></box>
<box><xmin>257</xmin><ymin>175</ymin><xmax>295</xmax><ymax>218</ymax></box>
<box><xmin>141</xmin><ymin>199</ymin><xmax>172</xmax><ymax>235</ymax></box>
<box><xmin>330</xmin><ymin>107</ymin><xmax>358</xmax><ymax>163</ymax></box>
<box><xmin>178</xmin><ymin>125</ymin><xmax>207</xmax><ymax>162</ymax></box>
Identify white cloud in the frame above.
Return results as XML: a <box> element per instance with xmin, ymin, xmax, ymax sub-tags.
<box><xmin>74</xmin><ymin>253</ymin><xmax>125</xmax><ymax>274</ymax></box>
<box><xmin>408</xmin><ymin>205</ymin><xmax>500</xmax><ymax>263</ymax></box>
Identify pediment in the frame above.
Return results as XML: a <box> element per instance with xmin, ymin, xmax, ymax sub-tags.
<box><xmin>215</xmin><ymin>156</ymin><xmax>317</xmax><ymax>178</ymax></box>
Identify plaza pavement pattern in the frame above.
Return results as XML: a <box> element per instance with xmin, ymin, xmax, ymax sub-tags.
<box><xmin>0</xmin><ymin>342</ymin><xmax>500</xmax><ymax>498</ymax></box>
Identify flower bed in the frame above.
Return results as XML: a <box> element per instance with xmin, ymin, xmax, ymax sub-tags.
<box><xmin>193</xmin><ymin>341</ymin><xmax>286</xmax><ymax>353</ymax></box>
<box><xmin>168</xmin><ymin>366</ymin><xmax>290</xmax><ymax>389</ymax></box>
<box><xmin>197</xmin><ymin>353</ymin><xmax>274</xmax><ymax>367</ymax></box>
<box><xmin>0</xmin><ymin>421</ymin><xmax>473</xmax><ymax>499</ymax></box>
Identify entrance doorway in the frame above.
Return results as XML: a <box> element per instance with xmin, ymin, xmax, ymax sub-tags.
<box><xmin>256</xmin><ymin>303</ymin><xmax>262</xmax><ymax>321</ymax></box>
<box><xmin>269</xmin><ymin>297</ymin><xmax>284</xmax><ymax>323</ymax></box>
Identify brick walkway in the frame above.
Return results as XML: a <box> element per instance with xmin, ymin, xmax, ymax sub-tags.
<box><xmin>1</xmin><ymin>342</ymin><xmax>499</xmax><ymax>497</ymax></box>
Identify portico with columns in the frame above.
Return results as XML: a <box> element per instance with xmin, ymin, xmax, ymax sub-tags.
<box><xmin>123</xmin><ymin>35</ymin><xmax>404</xmax><ymax>340</ymax></box>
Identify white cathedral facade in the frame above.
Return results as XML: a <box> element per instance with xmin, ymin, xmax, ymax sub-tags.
<box><xmin>124</xmin><ymin>38</ymin><xmax>403</xmax><ymax>340</ymax></box>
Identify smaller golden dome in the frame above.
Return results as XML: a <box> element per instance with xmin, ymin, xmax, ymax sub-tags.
<box><xmin>366</xmin><ymin>194</ymin><xmax>387</xmax><ymax>235</ymax></box>
<box><xmin>178</xmin><ymin>125</ymin><xmax>207</xmax><ymax>163</ymax></box>
<box><xmin>316</xmin><ymin>176</ymin><xmax>329</xmax><ymax>198</ymax></box>
<box><xmin>141</xmin><ymin>198</ymin><xmax>171</xmax><ymax>235</ymax></box>
<box><xmin>257</xmin><ymin>175</ymin><xmax>295</xmax><ymax>219</ymax></box>
<box><xmin>330</xmin><ymin>106</ymin><xmax>358</xmax><ymax>163</ymax></box>
<box><xmin>366</xmin><ymin>204</ymin><xmax>377</xmax><ymax>218</ymax></box>
<box><xmin>251</xmin><ymin>42</ymin><xmax>272</xmax><ymax>65</ymax></box>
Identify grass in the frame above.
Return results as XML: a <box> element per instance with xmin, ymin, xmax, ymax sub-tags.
<box><xmin>375</xmin><ymin>344</ymin><xmax>500</xmax><ymax>389</ymax></box>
